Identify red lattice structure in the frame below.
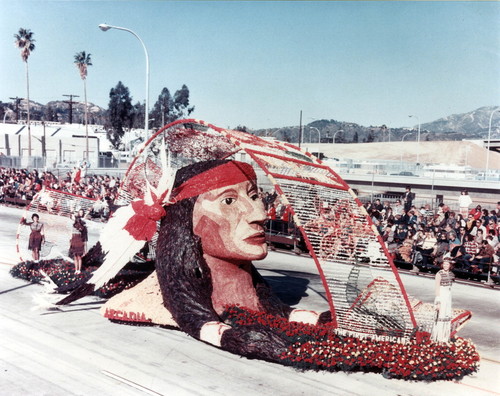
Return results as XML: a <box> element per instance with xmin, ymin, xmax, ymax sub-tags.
<box><xmin>116</xmin><ymin>119</ymin><xmax>470</xmax><ymax>341</ymax></box>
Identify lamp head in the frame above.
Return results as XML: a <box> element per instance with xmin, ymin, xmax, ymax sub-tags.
<box><xmin>99</xmin><ymin>24</ymin><xmax>111</xmax><ymax>32</ymax></box>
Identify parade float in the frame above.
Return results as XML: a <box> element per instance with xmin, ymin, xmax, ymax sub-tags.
<box><xmin>11</xmin><ymin>119</ymin><xmax>479</xmax><ymax>381</ymax></box>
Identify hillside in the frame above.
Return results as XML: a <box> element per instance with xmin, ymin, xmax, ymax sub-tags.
<box><xmin>301</xmin><ymin>140</ymin><xmax>500</xmax><ymax>170</ymax></box>
<box><xmin>1</xmin><ymin>99</ymin><xmax>499</xmax><ymax>143</ymax></box>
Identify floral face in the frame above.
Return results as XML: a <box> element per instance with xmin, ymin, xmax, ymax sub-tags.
<box><xmin>192</xmin><ymin>179</ymin><xmax>268</xmax><ymax>262</ymax></box>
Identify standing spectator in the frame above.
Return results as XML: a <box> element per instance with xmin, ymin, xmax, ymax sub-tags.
<box><xmin>281</xmin><ymin>205</ymin><xmax>292</xmax><ymax>222</ymax></box>
<box><xmin>403</xmin><ymin>186</ymin><xmax>415</xmax><ymax>213</ymax></box>
<box><xmin>458</xmin><ymin>189</ymin><xmax>472</xmax><ymax>217</ymax></box>
<box><xmin>21</xmin><ymin>213</ymin><xmax>44</xmax><ymax>262</ymax></box>
<box><xmin>267</xmin><ymin>202</ymin><xmax>277</xmax><ymax>220</ymax></box>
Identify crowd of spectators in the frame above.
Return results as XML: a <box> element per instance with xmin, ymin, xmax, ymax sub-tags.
<box><xmin>0</xmin><ymin>167</ymin><xmax>121</xmax><ymax>219</ymax></box>
<box><xmin>2</xmin><ymin>167</ymin><xmax>499</xmax><ymax>277</ymax></box>
<box><xmin>364</xmin><ymin>194</ymin><xmax>500</xmax><ymax>277</ymax></box>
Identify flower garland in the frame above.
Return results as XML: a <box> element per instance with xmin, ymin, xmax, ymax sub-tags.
<box><xmin>10</xmin><ymin>259</ymin><xmax>152</xmax><ymax>299</ymax></box>
<box><xmin>223</xmin><ymin>305</ymin><xmax>480</xmax><ymax>381</ymax></box>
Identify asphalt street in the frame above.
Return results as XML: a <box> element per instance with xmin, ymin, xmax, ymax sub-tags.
<box><xmin>1</xmin><ymin>205</ymin><xmax>499</xmax><ymax>396</ymax></box>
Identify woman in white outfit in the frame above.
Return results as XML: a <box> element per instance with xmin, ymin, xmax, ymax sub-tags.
<box><xmin>431</xmin><ymin>255</ymin><xmax>455</xmax><ymax>342</ymax></box>
<box><xmin>458</xmin><ymin>189</ymin><xmax>472</xmax><ymax>217</ymax></box>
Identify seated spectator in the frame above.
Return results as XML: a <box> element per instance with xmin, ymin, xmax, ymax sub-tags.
<box><xmin>472</xmin><ymin>240</ymin><xmax>495</xmax><ymax>272</ymax></box>
<box><xmin>474</xmin><ymin>229</ymin><xmax>485</xmax><ymax>244</ymax></box>
<box><xmin>431</xmin><ymin>232</ymin><xmax>449</xmax><ymax>267</ymax></box>
<box><xmin>394</xmin><ymin>223</ymin><xmax>408</xmax><ymax>241</ymax></box>
<box><xmin>372</xmin><ymin>199</ymin><xmax>383</xmax><ymax>212</ymax></box>
<box><xmin>393</xmin><ymin>199</ymin><xmax>404</xmax><ymax>216</ymax></box>
<box><xmin>457</xmin><ymin>226</ymin><xmax>467</xmax><ymax>245</ymax></box>
<box><xmin>469</xmin><ymin>205</ymin><xmax>482</xmax><ymax>221</ymax></box>
<box><xmin>416</xmin><ymin>228</ymin><xmax>437</xmax><ymax>268</ymax></box>
<box><xmin>486</xmin><ymin>219</ymin><xmax>498</xmax><ymax>236</ymax></box>
<box><xmin>397</xmin><ymin>235</ymin><xmax>414</xmax><ymax>264</ymax></box>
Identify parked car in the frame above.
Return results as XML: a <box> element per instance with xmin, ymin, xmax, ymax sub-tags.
<box><xmin>390</xmin><ymin>171</ymin><xmax>419</xmax><ymax>177</ymax></box>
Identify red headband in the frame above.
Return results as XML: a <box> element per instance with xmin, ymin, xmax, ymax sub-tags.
<box><xmin>172</xmin><ymin>161</ymin><xmax>257</xmax><ymax>203</ymax></box>
<box><xmin>125</xmin><ymin>161</ymin><xmax>257</xmax><ymax>241</ymax></box>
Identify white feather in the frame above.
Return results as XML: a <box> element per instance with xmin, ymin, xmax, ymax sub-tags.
<box><xmin>75</xmin><ymin>141</ymin><xmax>176</xmax><ymax>293</ymax></box>
<box><xmin>85</xmin><ymin>205</ymin><xmax>147</xmax><ymax>290</ymax></box>
<box><xmin>39</xmin><ymin>269</ymin><xmax>58</xmax><ymax>293</ymax></box>
<box><xmin>32</xmin><ymin>285</ymin><xmax>62</xmax><ymax>311</ymax></box>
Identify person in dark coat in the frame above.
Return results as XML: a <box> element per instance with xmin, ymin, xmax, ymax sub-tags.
<box><xmin>69</xmin><ymin>209</ymin><xmax>88</xmax><ymax>273</ymax></box>
<box><xmin>403</xmin><ymin>186</ymin><xmax>415</xmax><ymax>213</ymax></box>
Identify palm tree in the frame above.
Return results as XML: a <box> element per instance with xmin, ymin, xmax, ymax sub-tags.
<box><xmin>14</xmin><ymin>28</ymin><xmax>35</xmax><ymax>157</ymax></box>
<box><xmin>74</xmin><ymin>51</ymin><xmax>92</xmax><ymax>162</ymax></box>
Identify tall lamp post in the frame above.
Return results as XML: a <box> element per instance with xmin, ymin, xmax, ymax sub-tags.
<box><xmin>400</xmin><ymin>132</ymin><xmax>413</xmax><ymax>167</ymax></box>
<box><xmin>485</xmin><ymin>108</ymin><xmax>500</xmax><ymax>180</ymax></box>
<box><xmin>99</xmin><ymin>23</ymin><xmax>150</xmax><ymax>140</ymax></box>
<box><xmin>333</xmin><ymin>129</ymin><xmax>344</xmax><ymax>145</ymax></box>
<box><xmin>408</xmin><ymin>115</ymin><xmax>420</xmax><ymax>164</ymax></box>
<box><xmin>308</xmin><ymin>126</ymin><xmax>321</xmax><ymax>143</ymax></box>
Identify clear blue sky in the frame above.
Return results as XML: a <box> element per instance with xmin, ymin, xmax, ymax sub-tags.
<box><xmin>1</xmin><ymin>0</ymin><xmax>499</xmax><ymax>130</ymax></box>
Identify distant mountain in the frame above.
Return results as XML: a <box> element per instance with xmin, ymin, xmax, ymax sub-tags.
<box><xmin>253</xmin><ymin>106</ymin><xmax>500</xmax><ymax>144</ymax></box>
<box><xmin>1</xmin><ymin>99</ymin><xmax>498</xmax><ymax>143</ymax></box>
<box><xmin>0</xmin><ymin>98</ymin><xmax>107</xmax><ymax>125</ymax></box>
<box><xmin>420</xmin><ymin>106</ymin><xmax>500</xmax><ymax>137</ymax></box>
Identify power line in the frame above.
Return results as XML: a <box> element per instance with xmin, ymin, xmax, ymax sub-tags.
<box><xmin>63</xmin><ymin>94</ymin><xmax>80</xmax><ymax>124</ymax></box>
<box><xmin>9</xmin><ymin>96</ymin><xmax>23</xmax><ymax>122</ymax></box>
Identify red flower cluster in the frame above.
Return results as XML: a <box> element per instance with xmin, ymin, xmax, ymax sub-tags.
<box><xmin>223</xmin><ymin>305</ymin><xmax>480</xmax><ymax>381</ymax></box>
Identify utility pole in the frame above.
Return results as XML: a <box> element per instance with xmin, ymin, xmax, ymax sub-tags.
<box><xmin>299</xmin><ymin>110</ymin><xmax>303</xmax><ymax>148</ymax></box>
<box><xmin>9</xmin><ymin>97</ymin><xmax>22</xmax><ymax>122</ymax></box>
<box><xmin>63</xmin><ymin>94</ymin><xmax>80</xmax><ymax>124</ymax></box>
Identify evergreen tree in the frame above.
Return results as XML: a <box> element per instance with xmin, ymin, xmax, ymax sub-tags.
<box><xmin>150</xmin><ymin>88</ymin><xmax>173</xmax><ymax>128</ymax></box>
<box><xmin>106</xmin><ymin>81</ymin><xmax>133</xmax><ymax>148</ymax></box>
<box><xmin>366</xmin><ymin>129</ymin><xmax>375</xmax><ymax>143</ymax></box>
<box><xmin>173</xmin><ymin>84</ymin><xmax>195</xmax><ymax>119</ymax></box>
<box><xmin>43</xmin><ymin>105</ymin><xmax>58</xmax><ymax>122</ymax></box>
<box><xmin>352</xmin><ymin>131</ymin><xmax>359</xmax><ymax>143</ymax></box>
<box><xmin>150</xmin><ymin>85</ymin><xmax>195</xmax><ymax>128</ymax></box>
<box><xmin>131</xmin><ymin>101</ymin><xmax>145</xmax><ymax>130</ymax></box>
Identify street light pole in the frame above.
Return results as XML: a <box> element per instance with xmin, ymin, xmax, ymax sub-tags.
<box><xmin>485</xmin><ymin>108</ymin><xmax>500</xmax><ymax>180</ymax></box>
<box><xmin>400</xmin><ymin>132</ymin><xmax>413</xmax><ymax>168</ymax></box>
<box><xmin>408</xmin><ymin>115</ymin><xmax>420</xmax><ymax>164</ymax></box>
<box><xmin>333</xmin><ymin>129</ymin><xmax>344</xmax><ymax>145</ymax></box>
<box><xmin>99</xmin><ymin>23</ymin><xmax>150</xmax><ymax>141</ymax></box>
<box><xmin>308</xmin><ymin>126</ymin><xmax>321</xmax><ymax>143</ymax></box>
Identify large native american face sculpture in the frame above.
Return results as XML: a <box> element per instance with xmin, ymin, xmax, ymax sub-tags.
<box><xmin>193</xmin><ymin>179</ymin><xmax>267</xmax><ymax>263</ymax></box>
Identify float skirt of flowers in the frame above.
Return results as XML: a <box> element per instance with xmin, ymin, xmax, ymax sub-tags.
<box><xmin>9</xmin><ymin>259</ymin><xmax>153</xmax><ymax>299</ymax></box>
<box><xmin>224</xmin><ymin>306</ymin><xmax>480</xmax><ymax>381</ymax></box>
